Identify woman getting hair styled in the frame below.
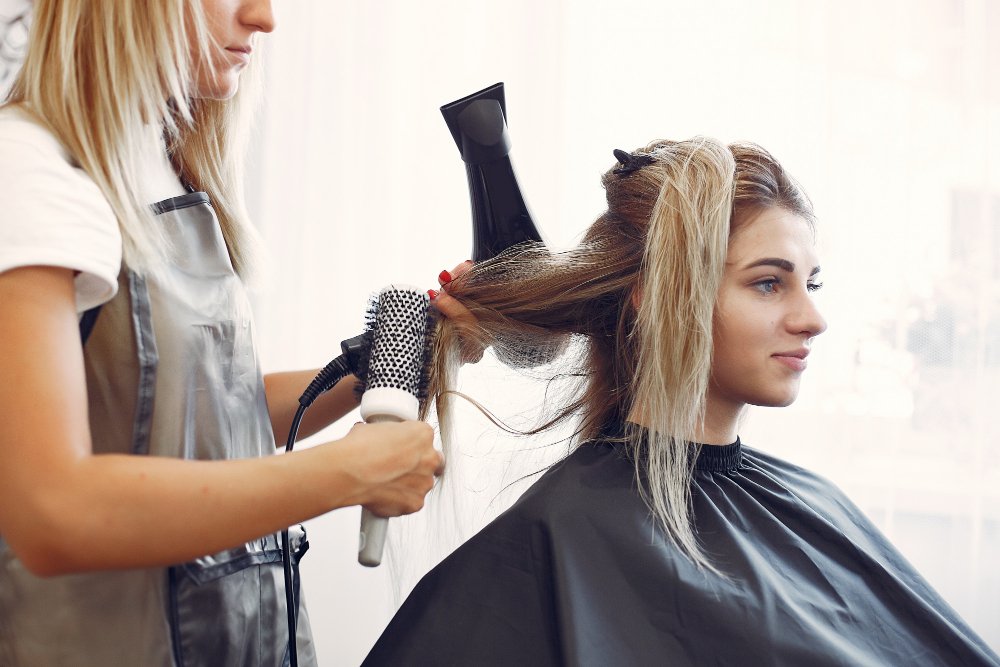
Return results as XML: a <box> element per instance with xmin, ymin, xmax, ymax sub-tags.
<box><xmin>0</xmin><ymin>1</ymin><xmax>466</xmax><ymax>665</ymax></box>
<box><xmin>365</xmin><ymin>138</ymin><xmax>1000</xmax><ymax>666</ymax></box>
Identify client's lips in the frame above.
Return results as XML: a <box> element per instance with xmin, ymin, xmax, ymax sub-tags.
<box><xmin>772</xmin><ymin>348</ymin><xmax>809</xmax><ymax>372</ymax></box>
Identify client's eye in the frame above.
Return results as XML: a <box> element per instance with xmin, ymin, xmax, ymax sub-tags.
<box><xmin>752</xmin><ymin>278</ymin><xmax>779</xmax><ymax>294</ymax></box>
<box><xmin>807</xmin><ymin>281</ymin><xmax>824</xmax><ymax>293</ymax></box>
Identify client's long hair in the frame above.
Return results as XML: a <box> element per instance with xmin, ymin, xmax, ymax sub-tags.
<box><xmin>429</xmin><ymin>136</ymin><xmax>815</xmax><ymax>569</ymax></box>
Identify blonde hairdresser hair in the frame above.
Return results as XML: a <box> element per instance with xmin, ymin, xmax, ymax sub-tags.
<box><xmin>430</xmin><ymin>137</ymin><xmax>815</xmax><ymax>569</ymax></box>
<box><xmin>4</xmin><ymin>0</ymin><xmax>261</xmax><ymax>276</ymax></box>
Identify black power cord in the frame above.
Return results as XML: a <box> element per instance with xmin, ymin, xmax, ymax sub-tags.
<box><xmin>282</xmin><ymin>333</ymin><xmax>370</xmax><ymax>667</ymax></box>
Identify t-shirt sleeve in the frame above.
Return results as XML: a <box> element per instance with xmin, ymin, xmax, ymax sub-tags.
<box><xmin>0</xmin><ymin>111</ymin><xmax>121</xmax><ymax>312</ymax></box>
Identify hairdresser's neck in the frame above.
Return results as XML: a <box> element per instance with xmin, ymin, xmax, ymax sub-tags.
<box><xmin>138</xmin><ymin>126</ymin><xmax>186</xmax><ymax>203</ymax></box>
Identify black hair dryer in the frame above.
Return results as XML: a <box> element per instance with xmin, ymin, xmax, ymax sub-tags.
<box><xmin>441</xmin><ymin>82</ymin><xmax>544</xmax><ymax>262</ymax></box>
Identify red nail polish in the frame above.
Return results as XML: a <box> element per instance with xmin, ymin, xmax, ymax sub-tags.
<box><xmin>438</xmin><ymin>270</ymin><xmax>452</xmax><ymax>284</ymax></box>
<box><xmin>428</xmin><ymin>289</ymin><xmax>439</xmax><ymax>300</ymax></box>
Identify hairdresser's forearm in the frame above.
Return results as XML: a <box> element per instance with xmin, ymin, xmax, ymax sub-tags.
<box><xmin>265</xmin><ymin>371</ymin><xmax>360</xmax><ymax>443</ymax></box>
<box><xmin>14</xmin><ymin>444</ymin><xmax>363</xmax><ymax>576</ymax></box>
<box><xmin>0</xmin><ymin>267</ymin><xmax>418</xmax><ymax>576</ymax></box>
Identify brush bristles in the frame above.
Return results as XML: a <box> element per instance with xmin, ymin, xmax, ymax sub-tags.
<box><xmin>353</xmin><ymin>289</ymin><xmax>437</xmax><ymax>413</ymax></box>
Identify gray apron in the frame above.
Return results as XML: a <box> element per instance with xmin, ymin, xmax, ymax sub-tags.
<box><xmin>0</xmin><ymin>193</ymin><xmax>317</xmax><ymax>666</ymax></box>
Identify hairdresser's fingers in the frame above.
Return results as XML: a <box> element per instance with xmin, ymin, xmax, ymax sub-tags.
<box><xmin>356</xmin><ymin>420</ymin><xmax>441</xmax><ymax>480</ymax></box>
<box><xmin>338</xmin><ymin>421</ymin><xmax>441</xmax><ymax>517</ymax></box>
<box><xmin>429</xmin><ymin>289</ymin><xmax>474</xmax><ymax>324</ymax></box>
<box><xmin>433</xmin><ymin>260</ymin><xmax>476</xmax><ymax>323</ymax></box>
<box><xmin>460</xmin><ymin>345</ymin><xmax>486</xmax><ymax>365</ymax></box>
<box><xmin>362</xmin><ymin>468</ymin><xmax>440</xmax><ymax>517</ymax></box>
<box><xmin>431</xmin><ymin>449</ymin><xmax>445</xmax><ymax>478</ymax></box>
<box><xmin>438</xmin><ymin>260</ymin><xmax>474</xmax><ymax>289</ymax></box>
<box><xmin>431</xmin><ymin>291</ymin><xmax>486</xmax><ymax>364</ymax></box>
<box><xmin>433</xmin><ymin>262</ymin><xmax>485</xmax><ymax>364</ymax></box>
<box><xmin>342</xmin><ymin>420</ymin><xmax>434</xmax><ymax>481</ymax></box>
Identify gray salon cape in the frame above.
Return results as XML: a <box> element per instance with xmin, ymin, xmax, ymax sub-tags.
<box><xmin>0</xmin><ymin>193</ymin><xmax>316</xmax><ymax>666</ymax></box>
<box><xmin>365</xmin><ymin>429</ymin><xmax>1000</xmax><ymax>667</ymax></box>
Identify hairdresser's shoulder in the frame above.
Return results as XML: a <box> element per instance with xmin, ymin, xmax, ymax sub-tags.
<box><xmin>0</xmin><ymin>104</ymin><xmax>66</xmax><ymax>157</ymax></box>
<box><xmin>0</xmin><ymin>103</ymin><xmax>115</xmax><ymax>218</ymax></box>
<box><xmin>0</xmin><ymin>103</ymin><xmax>120</xmax><ymax>308</ymax></box>
<box><xmin>0</xmin><ymin>103</ymin><xmax>105</xmax><ymax>192</ymax></box>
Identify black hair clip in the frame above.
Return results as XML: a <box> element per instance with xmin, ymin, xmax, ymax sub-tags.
<box><xmin>612</xmin><ymin>148</ymin><xmax>655</xmax><ymax>176</ymax></box>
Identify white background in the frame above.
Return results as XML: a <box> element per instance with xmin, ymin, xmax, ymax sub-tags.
<box><xmin>4</xmin><ymin>1</ymin><xmax>998</xmax><ymax>664</ymax></box>
<box><xmin>246</xmin><ymin>2</ymin><xmax>1000</xmax><ymax>663</ymax></box>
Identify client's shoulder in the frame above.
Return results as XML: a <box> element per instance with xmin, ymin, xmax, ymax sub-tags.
<box><xmin>740</xmin><ymin>444</ymin><xmax>848</xmax><ymax>498</ymax></box>
<box><xmin>737</xmin><ymin>444</ymin><xmax>877</xmax><ymax>537</ymax></box>
<box><xmin>503</xmin><ymin>439</ymin><xmax>640</xmax><ymax>527</ymax></box>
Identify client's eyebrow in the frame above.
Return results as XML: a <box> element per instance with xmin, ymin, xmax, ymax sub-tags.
<box><xmin>743</xmin><ymin>257</ymin><xmax>821</xmax><ymax>276</ymax></box>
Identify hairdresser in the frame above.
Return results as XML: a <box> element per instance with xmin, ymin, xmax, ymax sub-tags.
<box><xmin>0</xmin><ymin>1</ymin><xmax>475</xmax><ymax>665</ymax></box>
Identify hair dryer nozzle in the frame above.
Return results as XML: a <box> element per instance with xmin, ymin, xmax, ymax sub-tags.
<box><xmin>441</xmin><ymin>82</ymin><xmax>545</xmax><ymax>262</ymax></box>
<box><xmin>441</xmin><ymin>82</ymin><xmax>509</xmax><ymax>165</ymax></box>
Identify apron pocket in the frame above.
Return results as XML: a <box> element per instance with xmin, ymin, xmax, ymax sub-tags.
<box><xmin>168</xmin><ymin>528</ymin><xmax>308</xmax><ymax>667</ymax></box>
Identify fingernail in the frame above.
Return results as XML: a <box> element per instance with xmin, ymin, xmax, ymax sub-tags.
<box><xmin>438</xmin><ymin>270</ymin><xmax>452</xmax><ymax>284</ymax></box>
<box><xmin>427</xmin><ymin>289</ymin><xmax>439</xmax><ymax>300</ymax></box>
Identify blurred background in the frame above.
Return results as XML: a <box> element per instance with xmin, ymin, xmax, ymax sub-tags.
<box><xmin>3</xmin><ymin>0</ymin><xmax>998</xmax><ymax>663</ymax></box>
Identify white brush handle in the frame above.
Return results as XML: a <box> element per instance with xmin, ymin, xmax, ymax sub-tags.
<box><xmin>358</xmin><ymin>508</ymin><xmax>389</xmax><ymax>568</ymax></box>
<box><xmin>358</xmin><ymin>388</ymin><xmax>419</xmax><ymax>567</ymax></box>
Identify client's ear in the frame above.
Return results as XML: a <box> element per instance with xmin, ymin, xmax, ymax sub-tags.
<box><xmin>630</xmin><ymin>284</ymin><xmax>643</xmax><ymax>312</ymax></box>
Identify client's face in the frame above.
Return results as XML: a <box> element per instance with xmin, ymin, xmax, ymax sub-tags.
<box><xmin>709</xmin><ymin>207</ymin><xmax>827</xmax><ymax>411</ymax></box>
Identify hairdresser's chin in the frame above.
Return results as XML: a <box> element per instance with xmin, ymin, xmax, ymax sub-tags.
<box><xmin>190</xmin><ymin>52</ymin><xmax>250</xmax><ymax>101</ymax></box>
<box><xmin>189</xmin><ymin>2</ymin><xmax>273</xmax><ymax>101</ymax></box>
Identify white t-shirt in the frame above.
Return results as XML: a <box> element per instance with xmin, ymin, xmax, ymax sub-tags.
<box><xmin>0</xmin><ymin>105</ymin><xmax>186</xmax><ymax>313</ymax></box>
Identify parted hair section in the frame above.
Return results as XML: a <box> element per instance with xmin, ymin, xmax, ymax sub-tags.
<box><xmin>427</xmin><ymin>137</ymin><xmax>815</xmax><ymax>569</ymax></box>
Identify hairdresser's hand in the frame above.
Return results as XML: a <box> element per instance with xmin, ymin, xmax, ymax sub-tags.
<box><xmin>335</xmin><ymin>421</ymin><xmax>443</xmax><ymax>517</ymax></box>
<box><xmin>431</xmin><ymin>260</ymin><xmax>485</xmax><ymax>364</ymax></box>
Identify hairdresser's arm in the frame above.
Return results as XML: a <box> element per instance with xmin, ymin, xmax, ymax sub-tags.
<box><xmin>0</xmin><ymin>266</ymin><xmax>442</xmax><ymax>577</ymax></box>
<box><xmin>264</xmin><ymin>371</ymin><xmax>359</xmax><ymax>443</ymax></box>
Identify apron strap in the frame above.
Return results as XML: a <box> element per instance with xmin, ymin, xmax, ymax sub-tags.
<box><xmin>79</xmin><ymin>305</ymin><xmax>102</xmax><ymax>345</ymax></box>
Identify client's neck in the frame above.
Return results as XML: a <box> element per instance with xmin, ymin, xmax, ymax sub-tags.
<box><xmin>627</xmin><ymin>397</ymin><xmax>744</xmax><ymax>447</ymax></box>
<box><xmin>695</xmin><ymin>398</ymin><xmax>743</xmax><ymax>445</ymax></box>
